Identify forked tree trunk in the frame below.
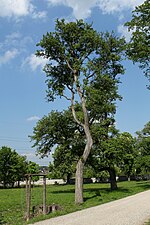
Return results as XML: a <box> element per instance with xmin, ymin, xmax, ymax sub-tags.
<box><xmin>109</xmin><ymin>168</ymin><xmax>118</xmax><ymax>190</ymax></box>
<box><xmin>75</xmin><ymin>159</ymin><xmax>84</xmax><ymax>204</ymax></box>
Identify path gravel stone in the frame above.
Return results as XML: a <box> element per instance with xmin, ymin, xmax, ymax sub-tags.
<box><xmin>30</xmin><ymin>190</ymin><xmax>150</xmax><ymax>225</ymax></box>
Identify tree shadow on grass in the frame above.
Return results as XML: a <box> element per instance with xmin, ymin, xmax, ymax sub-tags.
<box><xmin>50</xmin><ymin>185</ymin><xmax>129</xmax><ymax>196</ymax></box>
<box><xmin>49</xmin><ymin>188</ymin><xmax>75</xmax><ymax>194</ymax></box>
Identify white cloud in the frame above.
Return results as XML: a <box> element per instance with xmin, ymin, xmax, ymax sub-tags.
<box><xmin>0</xmin><ymin>32</ymin><xmax>33</xmax><ymax>51</ymax></box>
<box><xmin>97</xmin><ymin>0</ymin><xmax>144</xmax><ymax>14</ymax></box>
<box><xmin>0</xmin><ymin>0</ymin><xmax>46</xmax><ymax>19</ymax></box>
<box><xmin>0</xmin><ymin>33</ymin><xmax>21</xmax><ymax>50</ymax></box>
<box><xmin>23</xmin><ymin>54</ymin><xmax>49</xmax><ymax>71</ymax></box>
<box><xmin>117</xmin><ymin>24</ymin><xmax>133</xmax><ymax>42</ymax></box>
<box><xmin>47</xmin><ymin>0</ymin><xmax>97</xmax><ymax>19</ymax></box>
<box><xmin>47</xmin><ymin>0</ymin><xmax>145</xmax><ymax>19</ymax></box>
<box><xmin>0</xmin><ymin>0</ymin><xmax>33</xmax><ymax>18</ymax></box>
<box><xmin>0</xmin><ymin>49</ymin><xmax>18</xmax><ymax>65</ymax></box>
<box><xmin>27</xmin><ymin>116</ymin><xmax>40</xmax><ymax>122</ymax></box>
<box><xmin>32</xmin><ymin>11</ymin><xmax>47</xmax><ymax>19</ymax></box>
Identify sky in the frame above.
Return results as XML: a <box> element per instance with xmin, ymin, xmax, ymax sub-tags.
<box><xmin>0</xmin><ymin>0</ymin><xmax>149</xmax><ymax>166</ymax></box>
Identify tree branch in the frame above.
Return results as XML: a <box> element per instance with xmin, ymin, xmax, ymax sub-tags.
<box><xmin>66</xmin><ymin>59</ymin><xmax>76</xmax><ymax>73</ymax></box>
<box><xmin>62</xmin><ymin>94</ymin><xmax>71</xmax><ymax>101</ymax></box>
<box><xmin>71</xmin><ymin>90</ymin><xmax>84</xmax><ymax>127</ymax></box>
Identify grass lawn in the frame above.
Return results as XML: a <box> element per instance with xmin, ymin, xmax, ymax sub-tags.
<box><xmin>0</xmin><ymin>181</ymin><xmax>150</xmax><ymax>225</ymax></box>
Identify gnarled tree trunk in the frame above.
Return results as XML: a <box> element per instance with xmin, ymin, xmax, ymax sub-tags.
<box><xmin>73</xmin><ymin>73</ymin><xmax>93</xmax><ymax>204</ymax></box>
<box><xmin>75</xmin><ymin>159</ymin><xmax>84</xmax><ymax>204</ymax></box>
<box><xmin>75</xmin><ymin>122</ymin><xmax>93</xmax><ymax>204</ymax></box>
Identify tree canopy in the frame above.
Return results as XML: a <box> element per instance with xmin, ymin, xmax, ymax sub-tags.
<box><xmin>0</xmin><ymin>146</ymin><xmax>40</xmax><ymax>188</ymax></box>
<box><xmin>136</xmin><ymin>121</ymin><xmax>150</xmax><ymax>175</ymax></box>
<box><xmin>0</xmin><ymin>146</ymin><xmax>27</xmax><ymax>188</ymax></box>
<box><xmin>125</xmin><ymin>0</ymin><xmax>150</xmax><ymax>84</ymax></box>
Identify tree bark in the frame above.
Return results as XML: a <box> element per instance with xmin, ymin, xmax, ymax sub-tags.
<box><xmin>75</xmin><ymin>159</ymin><xmax>84</xmax><ymax>204</ymax></box>
<box><xmin>75</xmin><ymin>118</ymin><xmax>93</xmax><ymax>204</ymax></box>
<box><xmin>109</xmin><ymin>168</ymin><xmax>118</xmax><ymax>190</ymax></box>
<box><xmin>72</xmin><ymin>73</ymin><xmax>93</xmax><ymax>204</ymax></box>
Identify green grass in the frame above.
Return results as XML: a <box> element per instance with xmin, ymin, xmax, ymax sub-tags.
<box><xmin>0</xmin><ymin>181</ymin><xmax>150</xmax><ymax>225</ymax></box>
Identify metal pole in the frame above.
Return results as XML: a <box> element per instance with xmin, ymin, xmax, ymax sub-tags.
<box><xmin>43</xmin><ymin>176</ymin><xmax>47</xmax><ymax>215</ymax></box>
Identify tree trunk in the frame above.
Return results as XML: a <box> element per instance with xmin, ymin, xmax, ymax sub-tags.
<box><xmin>17</xmin><ymin>181</ymin><xmax>20</xmax><ymax>188</ymax></box>
<box><xmin>66</xmin><ymin>173</ymin><xmax>71</xmax><ymax>184</ymax></box>
<box><xmin>75</xmin><ymin>159</ymin><xmax>84</xmax><ymax>204</ymax></box>
<box><xmin>109</xmin><ymin>168</ymin><xmax>118</xmax><ymax>190</ymax></box>
<box><xmin>72</xmin><ymin>73</ymin><xmax>93</xmax><ymax>204</ymax></box>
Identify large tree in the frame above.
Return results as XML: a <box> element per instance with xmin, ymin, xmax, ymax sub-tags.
<box><xmin>125</xmin><ymin>0</ymin><xmax>150</xmax><ymax>84</ymax></box>
<box><xmin>35</xmin><ymin>19</ymin><xmax>125</xmax><ymax>204</ymax></box>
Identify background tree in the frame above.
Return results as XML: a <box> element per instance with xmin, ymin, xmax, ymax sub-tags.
<box><xmin>91</xmin><ymin>130</ymin><xmax>136</xmax><ymax>189</ymax></box>
<box><xmin>136</xmin><ymin>121</ymin><xmax>150</xmax><ymax>175</ymax></box>
<box><xmin>125</xmin><ymin>0</ymin><xmax>150</xmax><ymax>85</ymax></box>
<box><xmin>90</xmin><ymin>124</ymin><xmax>120</xmax><ymax>190</ymax></box>
<box><xmin>49</xmin><ymin>145</ymin><xmax>76</xmax><ymax>184</ymax></box>
<box><xmin>0</xmin><ymin>146</ymin><xmax>27</xmax><ymax>188</ymax></box>
<box><xmin>34</xmin><ymin>19</ymin><xmax>125</xmax><ymax>204</ymax></box>
<box><xmin>116</xmin><ymin>132</ymin><xmax>137</xmax><ymax>181</ymax></box>
<box><xmin>27</xmin><ymin>161</ymin><xmax>40</xmax><ymax>182</ymax></box>
<box><xmin>12</xmin><ymin>155</ymin><xmax>27</xmax><ymax>187</ymax></box>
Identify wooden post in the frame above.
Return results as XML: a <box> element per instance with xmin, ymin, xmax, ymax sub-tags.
<box><xmin>26</xmin><ymin>176</ymin><xmax>28</xmax><ymax>212</ymax></box>
<box><xmin>43</xmin><ymin>176</ymin><xmax>46</xmax><ymax>215</ymax></box>
<box><xmin>26</xmin><ymin>175</ymin><xmax>31</xmax><ymax>221</ymax></box>
<box><xmin>25</xmin><ymin>173</ymin><xmax>47</xmax><ymax>220</ymax></box>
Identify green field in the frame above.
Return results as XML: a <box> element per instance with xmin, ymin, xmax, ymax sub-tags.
<box><xmin>0</xmin><ymin>181</ymin><xmax>150</xmax><ymax>225</ymax></box>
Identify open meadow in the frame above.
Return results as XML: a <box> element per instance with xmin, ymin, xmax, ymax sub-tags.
<box><xmin>0</xmin><ymin>181</ymin><xmax>150</xmax><ymax>225</ymax></box>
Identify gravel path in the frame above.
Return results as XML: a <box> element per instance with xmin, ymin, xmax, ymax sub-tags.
<box><xmin>30</xmin><ymin>190</ymin><xmax>150</xmax><ymax>225</ymax></box>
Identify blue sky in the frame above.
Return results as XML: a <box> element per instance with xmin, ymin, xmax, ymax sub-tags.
<box><xmin>0</xmin><ymin>0</ymin><xmax>149</xmax><ymax>166</ymax></box>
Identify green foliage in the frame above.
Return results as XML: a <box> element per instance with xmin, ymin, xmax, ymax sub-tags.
<box><xmin>116</xmin><ymin>132</ymin><xmax>137</xmax><ymax>177</ymax></box>
<box><xmin>36</xmin><ymin>19</ymin><xmax>101</xmax><ymax>101</ymax></box>
<box><xmin>48</xmin><ymin>145</ymin><xmax>77</xmax><ymax>182</ymax></box>
<box><xmin>136</xmin><ymin>121</ymin><xmax>150</xmax><ymax>174</ymax></box>
<box><xmin>0</xmin><ymin>146</ymin><xmax>40</xmax><ymax>187</ymax></box>
<box><xmin>36</xmin><ymin>19</ymin><xmax>125</xmax><ymax>118</ymax></box>
<box><xmin>90</xmin><ymin>131</ymin><xmax>137</xmax><ymax>182</ymax></box>
<box><xmin>26</xmin><ymin>161</ymin><xmax>40</xmax><ymax>182</ymax></box>
<box><xmin>0</xmin><ymin>146</ymin><xmax>27</xmax><ymax>188</ymax></box>
<box><xmin>125</xmin><ymin>0</ymin><xmax>150</xmax><ymax>82</ymax></box>
<box><xmin>31</xmin><ymin>109</ymin><xmax>81</xmax><ymax>156</ymax></box>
